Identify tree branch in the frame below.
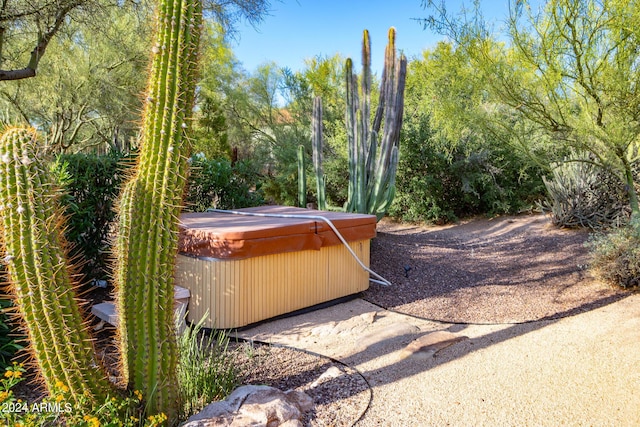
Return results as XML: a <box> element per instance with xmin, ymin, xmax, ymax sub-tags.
<box><xmin>0</xmin><ymin>0</ymin><xmax>86</xmax><ymax>81</ymax></box>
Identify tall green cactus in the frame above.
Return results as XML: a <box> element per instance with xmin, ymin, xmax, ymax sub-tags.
<box><xmin>115</xmin><ymin>0</ymin><xmax>202</xmax><ymax>420</ymax></box>
<box><xmin>0</xmin><ymin>127</ymin><xmax>114</xmax><ymax>407</ymax></box>
<box><xmin>297</xmin><ymin>144</ymin><xmax>306</xmax><ymax>207</ymax></box>
<box><xmin>345</xmin><ymin>28</ymin><xmax>407</xmax><ymax>220</ymax></box>
<box><xmin>312</xmin><ymin>96</ymin><xmax>327</xmax><ymax>210</ymax></box>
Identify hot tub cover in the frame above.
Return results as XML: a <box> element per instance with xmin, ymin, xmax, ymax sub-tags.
<box><xmin>178</xmin><ymin>206</ymin><xmax>376</xmax><ymax>260</ymax></box>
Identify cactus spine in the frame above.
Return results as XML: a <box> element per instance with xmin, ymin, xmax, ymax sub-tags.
<box><xmin>115</xmin><ymin>0</ymin><xmax>202</xmax><ymax>420</ymax></box>
<box><xmin>0</xmin><ymin>127</ymin><xmax>113</xmax><ymax>407</ymax></box>
<box><xmin>312</xmin><ymin>96</ymin><xmax>327</xmax><ymax>210</ymax></box>
<box><xmin>345</xmin><ymin>28</ymin><xmax>407</xmax><ymax>220</ymax></box>
<box><xmin>297</xmin><ymin>144</ymin><xmax>306</xmax><ymax>207</ymax></box>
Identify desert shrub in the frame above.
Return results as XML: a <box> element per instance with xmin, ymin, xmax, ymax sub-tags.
<box><xmin>0</xmin><ymin>299</ymin><xmax>23</xmax><ymax>369</ymax></box>
<box><xmin>185</xmin><ymin>154</ymin><xmax>265</xmax><ymax>212</ymax></box>
<box><xmin>389</xmin><ymin>113</ymin><xmax>544</xmax><ymax>223</ymax></box>
<box><xmin>541</xmin><ymin>153</ymin><xmax>630</xmax><ymax>229</ymax></box>
<box><xmin>588</xmin><ymin>218</ymin><xmax>640</xmax><ymax>288</ymax></box>
<box><xmin>260</xmin><ymin>141</ymin><xmax>302</xmax><ymax>207</ymax></box>
<box><xmin>51</xmin><ymin>151</ymin><xmax>129</xmax><ymax>280</ymax></box>
<box><xmin>322</xmin><ymin>152</ymin><xmax>349</xmax><ymax>208</ymax></box>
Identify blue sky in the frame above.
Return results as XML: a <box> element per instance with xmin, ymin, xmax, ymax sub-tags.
<box><xmin>231</xmin><ymin>0</ymin><xmax>515</xmax><ymax>76</ymax></box>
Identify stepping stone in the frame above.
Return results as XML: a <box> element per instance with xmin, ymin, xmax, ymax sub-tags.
<box><xmin>309</xmin><ymin>366</ymin><xmax>345</xmax><ymax>389</ymax></box>
<box><xmin>398</xmin><ymin>330</ymin><xmax>468</xmax><ymax>360</ymax></box>
<box><xmin>90</xmin><ymin>285</ymin><xmax>191</xmax><ymax>333</ymax></box>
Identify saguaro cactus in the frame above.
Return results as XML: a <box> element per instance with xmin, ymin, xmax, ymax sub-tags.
<box><xmin>345</xmin><ymin>28</ymin><xmax>407</xmax><ymax>220</ymax></box>
<box><xmin>0</xmin><ymin>127</ymin><xmax>113</xmax><ymax>407</ymax></box>
<box><xmin>114</xmin><ymin>0</ymin><xmax>202</xmax><ymax>420</ymax></box>
<box><xmin>312</xmin><ymin>96</ymin><xmax>327</xmax><ymax>210</ymax></box>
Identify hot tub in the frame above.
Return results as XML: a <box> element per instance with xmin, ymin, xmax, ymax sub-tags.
<box><xmin>175</xmin><ymin>206</ymin><xmax>377</xmax><ymax>329</ymax></box>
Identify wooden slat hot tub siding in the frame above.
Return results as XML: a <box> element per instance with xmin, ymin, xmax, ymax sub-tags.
<box><xmin>174</xmin><ymin>239</ymin><xmax>370</xmax><ymax>329</ymax></box>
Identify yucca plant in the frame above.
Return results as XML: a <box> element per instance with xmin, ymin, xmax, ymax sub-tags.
<box><xmin>542</xmin><ymin>153</ymin><xmax>630</xmax><ymax>229</ymax></box>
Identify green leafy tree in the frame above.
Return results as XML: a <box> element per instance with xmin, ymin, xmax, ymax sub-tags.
<box><xmin>214</xmin><ymin>62</ymin><xmax>306</xmax><ymax>204</ymax></box>
<box><xmin>193</xmin><ymin>94</ymin><xmax>232</xmax><ymax>159</ymax></box>
<box><xmin>193</xmin><ymin>22</ymin><xmax>242</xmax><ymax>159</ymax></box>
<box><xmin>390</xmin><ymin>41</ymin><xmax>545</xmax><ymax>222</ymax></box>
<box><xmin>0</xmin><ymin>0</ymin><xmax>271</xmax><ymax>81</ymax></box>
<box><xmin>0</xmin><ymin>0</ymin><xmax>92</xmax><ymax>80</ymax></box>
<box><xmin>197</xmin><ymin>49</ymin><xmax>349</xmax><ymax>207</ymax></box>
<box><xmin>0</xmin><ymin>1</ymin><xmax>272</xmax><ymax>151</ymax></box>
<box><xmin>0</xmin><ymin>2</ymin><xmax>152</xmax><ymax>151</ymax></box>
<box><xmin>420</xmin><ymin>0</ymin><xmax>640</xmax><ymax>217</ymax></box>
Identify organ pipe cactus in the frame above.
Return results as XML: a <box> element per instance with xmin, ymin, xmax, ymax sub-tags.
<box><xmin>312</xmin><ymin>96</ymin><xmax>327</xmax><ymax>210</ymax></box>
<box><xmin>297</xmin><ymin>144</ymin><xmax>306</xmax><ymax>207</ymax></box>
<box><xmin>0</xmin><ymin>127</ymin><xmax>113</xmax><ymax>408</ymax></box>
<box><xmin>345</xmin><ymin>28</ymin><xmax>407</xmax><ymax>220</ymax></box>
<box><xmin>114</xmin><ymin>0</ymin><xmax>202</xmax><ymax>421</ymax></box>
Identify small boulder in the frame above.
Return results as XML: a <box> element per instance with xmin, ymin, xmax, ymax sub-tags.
<box><xmin>183</xmin><ymin>385</ymin><xmax>313</xmax><ymax>427</ymax></box>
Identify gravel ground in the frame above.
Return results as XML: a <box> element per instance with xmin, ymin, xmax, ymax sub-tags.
<box><xmin>365</xmin><ymin>214</ymin><xmax>628</xmax><ymax>323</ymax></box>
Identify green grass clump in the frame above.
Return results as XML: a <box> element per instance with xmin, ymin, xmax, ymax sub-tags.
<box><xmin>177</xmin><ymin>315</ymin><xmax>238</xmax><ymax>420</ymax></box>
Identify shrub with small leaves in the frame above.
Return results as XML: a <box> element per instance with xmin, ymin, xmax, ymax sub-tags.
<box><xmin>184</xmin><ymin>154</ymin><xmax>264</xmax><ymax>212</ymax></box>
<box><xmin>588</xmin><ymin>218</ymin><xmax>640</xmax><ymax>288</ymax></box>
<box><xmin>0</xmin><ymin>299</ymin><xmax>23</xmax><ymax>370</ymax></box>
<box><xmin>50</xmin><ymin>151</ymin><xmax>129</xmax><ymax>280</ymax></box>
<box><xmin>389</xmin><ymin>113</ymin><xmax>544</xmax><ymax>223</ymax></box>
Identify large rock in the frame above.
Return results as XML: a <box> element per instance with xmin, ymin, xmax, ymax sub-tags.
<box><xmin>182</xmin><ymin>385</ymin><xmax>314</xmax><ymax>427</ymax></box>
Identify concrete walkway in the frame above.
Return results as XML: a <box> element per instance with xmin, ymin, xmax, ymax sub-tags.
<box><xmin>233</xmin><ymin>294</ymin><xmax>640</xmax><ymax>426</ymax></box>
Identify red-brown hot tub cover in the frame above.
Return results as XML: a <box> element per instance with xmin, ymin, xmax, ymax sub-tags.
<box><xmin>178</xmin><ymin>206</ymin><xmax>377</xmax><ymax>260</ymax></box>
